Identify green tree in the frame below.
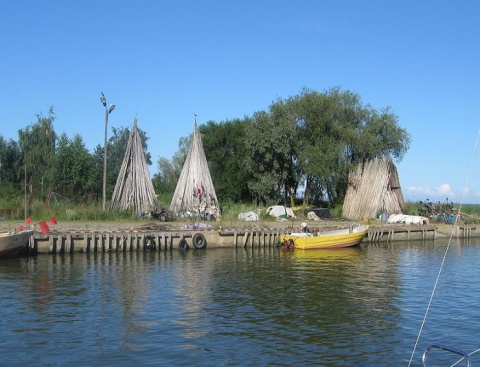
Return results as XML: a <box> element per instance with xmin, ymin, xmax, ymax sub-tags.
<box><xmin>17</xmin><ymin>108</ymin><xmax>57</xmax><ymax>206</ymax></box>
<box><xmin>54</xmin><ymin>133</ymin><xmax>95</xmax><ymax>202</ymax></box>
<box><xmin>152</xmin><ymin>157</ymin><xmax>178</xmax><ymax>196</ymax></box>
<box><xmin>153</xmin><ymin>135</ymin><xmax>195</xmax><ymax>204</ymax></box>
<box><xmin>292</xmin><ymin>88</ymin><xmax>356</xmax><ymax>206</ymax></box>
<box><xmin>355</xmin><ymin>106</ymin><xmax>410</xmax><ymax>162</ymax></box>
<box><xmin>244</xmin><ymin>88</ymin><xmax>411</xmax><ymax>208</ymax></box>
<box><xmin>0</xmin><ymin>137</ymin><xmax>22</xmax><ymax>189</ymax></box>
<box><xmin>200</xmin><ymin>119</ymin><xmax>252</xmax><ymax>203</ymax></box>
<box><xmin>156</xmin><ymin>87</ymin><xmax>411</xmax><ymax>210</ymax></box>
<box><xmin>244</xmin><ymin>107</ymin><xmax>298</xmax><ymax>206</ymax></box>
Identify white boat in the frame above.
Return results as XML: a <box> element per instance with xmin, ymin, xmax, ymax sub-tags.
<box><xmin>0</xmin><ymin>229</ymin><xmax>34</xmax><ymax>257</ymax></box>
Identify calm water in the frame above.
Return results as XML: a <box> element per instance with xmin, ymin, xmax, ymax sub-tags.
<box><xmin>1</xmin><ymin>239</ymin><xmax>480</xmax><ymax>367</ymax></box>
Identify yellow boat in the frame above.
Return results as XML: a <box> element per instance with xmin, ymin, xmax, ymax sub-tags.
<box><xmin>280</xmin><ymin>224</ymin><xmax>369</xmax><ymax>250</ymax></box>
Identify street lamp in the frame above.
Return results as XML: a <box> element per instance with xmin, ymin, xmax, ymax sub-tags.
<box><xmin>23</xmin><ymin>161</ymin><xmax>34</xmax><ymax>222</ymax></box>
<box><xmin>100</xmin><ymin>92</ymin><xmax>115</xmax><ymax>211</ymax></box>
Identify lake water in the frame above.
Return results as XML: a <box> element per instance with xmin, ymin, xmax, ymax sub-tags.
<box><xmin>1</xmin><ymin>239</ymin><xmax>479</xmax><ymax>367</ymax></box>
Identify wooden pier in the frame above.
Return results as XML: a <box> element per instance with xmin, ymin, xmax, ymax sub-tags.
<box><xmin>367</xmin><ymin>225</ymin><xmax>438</xmax><ymax>242</ymax></box>
<box><xmin>26</xmin><ymin>227</ymin><xmax>290</xmax><ymax>254</ymax></box>
<box><xmin>367</xmin><ymin>223</ymin><xmax>476</xmax><ymax>242</ymax></box>
<box><xmin>23</xmin><ymin>223</ymin><xmax>477</xmax><ymax>254</ymax></box>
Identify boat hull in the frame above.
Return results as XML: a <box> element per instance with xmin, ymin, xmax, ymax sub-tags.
<box><xmin>280</xmin><ymin>225</ymin><xmax>368</xmax><ymax>250</ymax></box>
<box><xmin>0</xmin><ymin>230</ymin><xmax>34</xmax><ymax>257</ymax></box>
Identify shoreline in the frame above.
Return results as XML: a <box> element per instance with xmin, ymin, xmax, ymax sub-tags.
<box><xmin>0</xmin><ymin>218</ymin><xmax>474</xmax><ymax>240</ymax></box>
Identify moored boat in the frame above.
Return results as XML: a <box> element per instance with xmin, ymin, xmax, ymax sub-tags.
<box><xmin>280</xmin><ymin>224</ymin><xmax>368</xmax><ymax>250</ymax></box>
<box><xmin>0</xmin><ymin>229</ymin><xmax>34</xmax><ymax>258</ymax></box>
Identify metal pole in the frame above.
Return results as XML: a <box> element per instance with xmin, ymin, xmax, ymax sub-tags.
<box><xmin>24</xmin><ymin>164</ymin><xmax>27</xmax><ymax>222</ymax></box>
<box><xmin>102</xmin><ymin>108</ymin><xmax>108</xmax><ymax>211</ymax></box>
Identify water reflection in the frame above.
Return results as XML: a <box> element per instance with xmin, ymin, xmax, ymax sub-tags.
<box><xmin>0</xmin><ymin>243</ymin><xmax>479</xmax><ymax>366</ymax></box>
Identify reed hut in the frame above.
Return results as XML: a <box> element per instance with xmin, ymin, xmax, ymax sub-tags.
<box><xmin>342</xmin><ymin>157</ymin><xmax>405</xmax><ymax>220</ymax></box>
<box><xmin>169</xmin><ymin>119</ymin><xmax>220</xmax><ymax>219</ymax></box>
<box><xmin>109</xmin><ymin>119</ymin><xmax>158</xmax><ymax>213</ymax></box>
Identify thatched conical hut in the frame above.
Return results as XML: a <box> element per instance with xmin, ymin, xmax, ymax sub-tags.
<box><xmin>342</xmin><ymin>157</ymin><xmax>405</xmax><ymax>220</ymax></box>
<box><xmin>109</xmin><ymin>119</ymin><xmax>158</xmax><ymax>213</ymax></box>
<box><xmin>169</xmin><ymin>119</ymin><xmax>220</xmax><ymax>219</ymax></box>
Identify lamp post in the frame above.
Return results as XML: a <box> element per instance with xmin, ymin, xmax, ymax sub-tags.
<box><xmin>24</xmin><ymin>163</ymin><xmax>27</xmax><ymax>222</ymax></box>
<box><xmin>23</xmin><ymin>161</ymin><xmax>34</xmax><ymax>222</ymax></box>
<box><xmin>100</xmin><ymin>92</ymin><xmax>115</xmax><ymax>211</ymax></box>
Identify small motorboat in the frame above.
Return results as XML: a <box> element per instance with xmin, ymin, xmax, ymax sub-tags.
<box><xmin>280</xmin><ymin>224</ymin><xmax>369</xmax><ymax>250</ymax></box>
<box><xmin>0</xmin><ymin>229</ymin><xmax>34</xmax><ymax>258</ymax></box>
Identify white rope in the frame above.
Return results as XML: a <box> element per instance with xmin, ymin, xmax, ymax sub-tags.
<box><xmin>407</xmin><ymin>129</ymin><xmax>480</xmax><ymax>367</ymax></box>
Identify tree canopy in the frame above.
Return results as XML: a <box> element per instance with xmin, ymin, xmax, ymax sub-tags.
<box><xmin>157</xmin><ymin>87</ymin><xmax>410</xmax><ymax>208</ymax></box>
<box><xmin>0</xmin><ymin>108</ymin><xmax>152</xmax><ymax>213</ymax></box>
<box><xmin>0</xmin><ymin>87</ymin><xmax>410</xmax><ymax>214</ymax></box>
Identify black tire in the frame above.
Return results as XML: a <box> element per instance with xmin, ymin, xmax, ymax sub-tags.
<box><xmin>145</xmin><ymin>236</ymin><xmax>156</xmax><ymax>250</ymax></box>
<box><xmin>159</xmin><ymin>214</ymin><xmax>166</xmax><ymax>222</ymax></box>
<box><xmin>192</xmin><ymin>233</ymin><xmax>207</xmax><ymax>249</ymax></box>
<box><xmin>179</xmin><ymin>238</ymin><xmax>189</xmax><ymax>250</ymax></box>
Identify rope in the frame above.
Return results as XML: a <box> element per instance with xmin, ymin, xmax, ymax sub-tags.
<box><xmin>451</xmin><ymin>348</ymin><xmax>480</xmax><ymax>366</ymax></box>
<box><xmin>407</xmin><ymin>129</ymin><xmax>480</xmax><ymax>367</ymax></box>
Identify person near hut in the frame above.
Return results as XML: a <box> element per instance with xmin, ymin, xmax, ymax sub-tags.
<box><xmin>301</xmin><ymin>222</ymin><xmax>309</xmax><ymax>233</ymax></box>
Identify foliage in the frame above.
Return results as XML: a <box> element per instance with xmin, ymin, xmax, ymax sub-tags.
<box><xmin>18</xmin><ymin>108</ymin><xmax>57</xmax><ymax>206</ymax></box>
<box><xmin>200</xmin><ymin>119</ymin><xmax>252</xmax><ymax>202</ymax></box>
<box><xmin>152</xmin><ymin>157</ymin><xmax>178</xmax><ymax>195</ymax></box>
<box><xmin>153</xmin><ymin>135</ymin><xmax>189</xmax><ymax>195</ymax></box>
<box><xmin>402</xmin><ymin>201</ymin><xmax>419</xmax><ymax>216</ymax></box>
<box><xmin>54</xmin><ymin>134</ymin><xmax>95</xmax><ymax>202</ymax></box>
<box><xmin>0</xmin><ymin>87</ymin><xmax>412</xmax><ymax>219</ymax></box>
<box><xmin>244</xmin><ymin>109</ymin><xmax>297</xmax><ymax>206</ymax></box>
<box><xmin>241</xmin><ymin>88</ymin><xmax>411</xmax><ymax>207</ymax></box>
<box><xmin>0</xmin><ymin>137</ymin><xmax>22</xmax><ymax>187</ymax></box>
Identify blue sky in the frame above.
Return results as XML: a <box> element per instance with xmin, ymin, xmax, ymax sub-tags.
<box><xmin>2</xmin><ymin>1</ymin><xmax>480</xmax><ymax>204</ymax></box>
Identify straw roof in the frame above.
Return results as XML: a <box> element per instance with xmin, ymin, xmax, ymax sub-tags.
<box><xmin>342</xmin><ymin>157</ymin><xmax>405</xmax><ymax>219</ymax></box>
<box><xmin>109</xmin><ymin>119</ymin><xmax>158</xmax><ymax>213</ymax></box>
<box><xmin>169</xmin><ymin>120</ymin><xmax>220</xmax><ymax>218</ymax></box>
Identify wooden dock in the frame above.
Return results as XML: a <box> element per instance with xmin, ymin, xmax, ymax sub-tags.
<box><xmin>26</xmin><ymin>227</ymin><xmax>290</xmax><ymax>254</ymax></box>
<box><xmin>367</xmin><ymin>225</ymin><xmax>438</xmax><ymax>242</ymax></box>
<box><xmin>23</xmin><ymin>223</ymin><xmax>477</xmax><ymax>254</ymax></box>
<box><xmin>367</xmin><ymin>223</ymin><xmax>476</xmax><ymax>242</ymax></box>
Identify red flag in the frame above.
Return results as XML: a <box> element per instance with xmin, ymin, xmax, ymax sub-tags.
<box><xmin>49</xmin><ymin>216</ymin><xmax>57</xmax><ymax>225</ymax></box>
<box><xmin>25</xmin><ymin>217</ymin><xmax>32</xmax><ymax>225</ymax></box>
<box><xmin>18</xmin><ymin>226</ymin><xmax>24</xmax><ymax>232</ymax></box>
<box><xmin>39</xmin><ymin>221</ymin><xmax>50</xmax><ymax>234</ymax></box>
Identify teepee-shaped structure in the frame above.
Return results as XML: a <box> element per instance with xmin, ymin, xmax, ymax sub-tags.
<box><xmin>169</xmin><ymin>119</ymin><xmax>220</xmax><ymax>219</ymax></box>
<box><xmin>110</xmin><ymin>119</ymin><xmax>158</xmax><ymax>213</ymax></box>
<box><xmin>342</xmin><ymin>157</ymin><xmax>405</xmax><ymax>219</ymax></box>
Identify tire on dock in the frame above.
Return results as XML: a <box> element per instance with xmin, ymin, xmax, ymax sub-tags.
<box><xmin>144</xmin><ymin>235</ymin><xmax>156</xmax><ymax>250</ymax></box>
<box><xmin>178</xmin><ymin>238</ymin><xmax>189</xmax><ymax>250</ymax></box>
<box><xmin>192</xmin><ymin>233</ymin><xmax>207</xmax><ymax>249</ymax></box>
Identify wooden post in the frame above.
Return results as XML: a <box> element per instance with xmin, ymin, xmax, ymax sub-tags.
<box><xmin>243</xmin><ymin>232</ymin><xmax>249</xmax><ymax>247</ymax></box>
<box><xmin>66</xmin><ymin>235</ymin><xmax>72</xmax><ymax>253</ymax></box>
<box><xmin>49</xmin><ymin>235</ymin><xmax>55</xmax><ymax>253</ymax></box>
<box><xmin>56</xmin><ymin>236</ymin><xmax>63</xmax><ymax>253</ymax></box>
<box><xmin>127</xmin><ymin>233</ymin><xmax>132</xmax><ymax>251</ymax></box>
<box><xmin>140</xmin><ymin>234</ymin><xmax>145</xmax><ymax>251</ymax></box>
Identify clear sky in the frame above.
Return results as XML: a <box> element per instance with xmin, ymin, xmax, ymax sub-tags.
<box><xmin>2</xmin><ymin>1</ymin><xmax>480</xmax><ymax>204</ymax></box>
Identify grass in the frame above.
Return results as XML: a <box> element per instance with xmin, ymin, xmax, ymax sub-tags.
<box><xmin>1</xmin><ymin>196</ymin><xmax>480</xmax><ymax>225</ymax></box>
